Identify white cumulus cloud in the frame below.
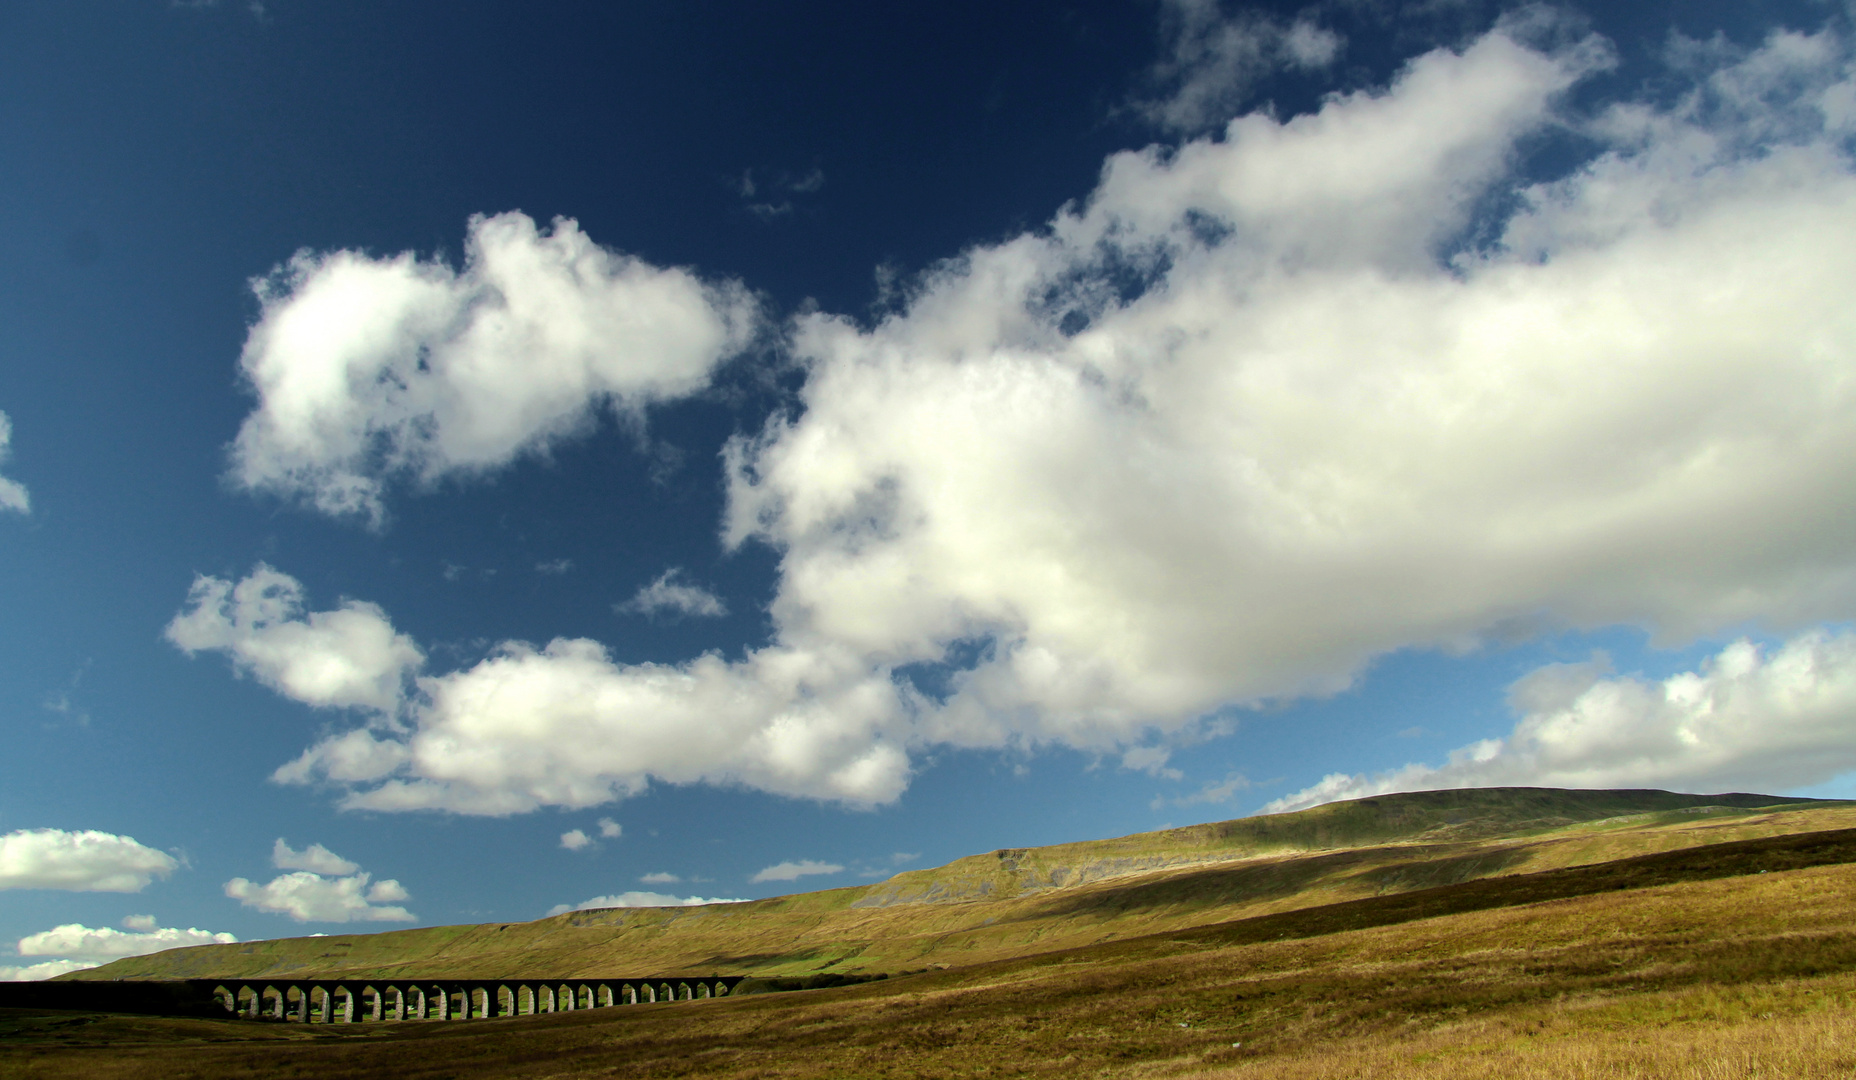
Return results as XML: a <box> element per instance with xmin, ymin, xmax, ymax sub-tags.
<box><xmin>285</xmin><ymin>630</ymin><xmax>914</xmax><ymax>814</ymax></box>
<box><xmin>1265</xmin><ymin>630</ymin><xmax>1856</xmax><ymax>814</ymax></box>
<box><xmin>214</xmin><ymin>20</ymin><xmax>1856</xmax><ymax>818</ymax></box>
<box><xmin>229</xmin><ymin>212</ymin><xmax>758</xmax><ymax>523</ymax></box>
<box><xmin>0</xmin><ymin>410</ymin><xmax>29</xmax><ymax>514</ymax></box>
<box><xmin>0</xmin><ymin>829</ymin><xmax>179</xmax><ymax>892</ymax></box>
<box><xmin>559</xmin><ymin>829</ymin><xmax>592</xmax><ymax>851</ymax></box>
<box><xmin>639</xmin><ymin>871</ymin><xmax>680</xmax><ymax>884</ymax></box>
<box><xmin>166</xmin><ymin>564</ymin><xmax>422</xmax><ymax>716</ymax></box>
<box><xmin>225</xmin><ymin>871</ymin><xmax>414</xmax><ymax>922</ymax></box>
<box><xmin>16</xmin><ymin>923</ymin><xmax>237</xmax><ymax>963</ymax></box>
<box><xmin>545</xmin><ymin>891</ymin><xmax>745</xmax><ymax>916</ymax></box>
<box><xmin>723</xmin><ymin>21</ymin><xmax>1856</xmax><ymax>768</ymax></box>
<box><xmin>749</xmin><ymin>859</ymin><xmax>844</xmax><ymax>884</ymax></box>
<box><xmin>225</xmin><ymin>844</ymin><xmax>413</xmax><ymax>922</ymax></box>
<box><xmin>0</xmin><ymin>960</ymin><xmax>96</xmax><ymax>982</ymax></box>
<box><xmin>271</xmin><ymin>838</ymin><xmax>360</xmax><ymax>875</ymax></box>
<box><xmin>197</xmin><ymin>565</ymin><xmax>909</xmax><ymax>812</ymax></box>
<box><xmin>616</xmin><ymin>569</ymin><xmax>729</xmax><ymax>618</ymax></box>
<box><xmin>597</xmin><ymin>817</ymin><xmax>622</xmax><ymax>838</ymax></box>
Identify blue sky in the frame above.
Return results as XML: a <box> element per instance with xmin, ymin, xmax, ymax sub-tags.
<box><xmin>5</xmin><ymin>0</ymin><xmax>1856</xmax><ymax>977</ymax></box>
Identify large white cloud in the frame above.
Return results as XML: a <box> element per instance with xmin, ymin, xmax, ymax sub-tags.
<box><xmin>726</xmin><ymin>21</ymin><xmax>1856</xmax><ymax>755</ymax></box>
<box><xmin>310</xmin><ymin>636</ymin><xmax>914</xmax><ymax>812</ymax></box>
<box><xmin>0</xmin><ymin>829</ymin><xmax>178</xmax><ymax>892</ymax></box>
<box><xmin>216</xmin><ymin>20</ymin><xmax>1856</xmax><ymax>814</ymax></box>
<box><xmin>229</xmin><ymin>212</ymin><xmax>759</xmax><ymax>522</ymax></box>
<box><xmin>1265</xmin><ymin>630</ymin><xmax>1856</xmax><ymax>813</ymax></box>
<box><xmin>224</xmin><ymin>871</ymin><xmax>413</xmax><ymax>923</ymax></box>
<box><xmin>0</xmin><ymin>410</ymin><xmax>28</xmax><ymax>514</ymax></box>
<box><xmin>17</xmin><ymin>923</ymin><xmax>237</xmax><ymax>963</ymax></box>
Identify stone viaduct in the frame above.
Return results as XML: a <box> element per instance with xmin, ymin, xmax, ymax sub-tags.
<box><xmin>0</xmin><ymin>975</ymin><xmax>746</xmax><ymax>1022</ymax></box>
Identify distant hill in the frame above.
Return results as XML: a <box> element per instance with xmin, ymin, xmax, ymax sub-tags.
<box><xmin>67</xmin><ymin>787</ymin><xmax>1848</xmax><ymax>983</ymax></box>
<box><xmin>850</xmin><ymin>787</ymin><xmax>1822</xmax><ymax>907</ymax></box>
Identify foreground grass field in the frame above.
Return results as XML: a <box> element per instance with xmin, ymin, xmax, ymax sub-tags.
<box><xmin>9</xmin><ymin>823</ymin><xmax>1856</xmax><ymax>1079</ymax></box>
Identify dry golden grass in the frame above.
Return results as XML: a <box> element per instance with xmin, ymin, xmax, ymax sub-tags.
<box><xmin>10</xmin><ymin>844</ymin><xmax>1856</xmax><ymax>1080</ymax></box>
<box><xmin>1183</xmin><ymin>985</ymin><xmax>1856</xmax><ymax>1079</ymax></box>
<box><xmin>72</xmin><ymin>795</ymin><xmax>1856</xmax><ymax>984</ymax></box>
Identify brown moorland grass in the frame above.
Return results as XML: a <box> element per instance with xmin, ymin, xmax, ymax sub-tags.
<box><xmin>10</xmin><ymin>835</ymin><xmax>1856</xmax><ymax>1080</ymax></box>
<box><xmin>1187</xmin><ymin>1002</ymin><xmax>1856</xmax><ymax>1079</ymax></box>
<box><xmin>69</xmin><ymin>792</ymin><xmax>1856</xmax><ymax>984</ymax></box>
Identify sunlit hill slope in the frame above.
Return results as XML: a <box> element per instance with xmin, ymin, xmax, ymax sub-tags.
<box><xmin>68</xmin><ymin>787</ymin><xmax>1852</xmax><ymax>983</ymax></box>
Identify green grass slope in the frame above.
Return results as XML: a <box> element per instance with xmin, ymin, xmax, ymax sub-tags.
<box><xmin>65</xmin><ymin>787</ymin><xmax>1845</xmax><ymax>984</ymax></box>
<box><xmin>851</xmin><ymin>787</ymin><xmax>1817</xmax><ymax>907</ymax></box>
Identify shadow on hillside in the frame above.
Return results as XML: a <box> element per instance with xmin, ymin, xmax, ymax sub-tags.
<box><xmin>1174</xmin><ymin>789</ymin><xmax>1822</xmax><ymax>854</ymax></box>
<box><xmin>1022</xmin><ymin>842</ymin><xmax>1535</xmax><ymax>923</ymax></box>
<box><xmin>1136</xmin><ymin>826</ymin><xmax>1856</xmax><ymax>954</ymax></box>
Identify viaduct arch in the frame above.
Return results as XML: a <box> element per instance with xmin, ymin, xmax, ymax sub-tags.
<box><xmin>0</xmin><ymin>976</ymin><xmax>746</xmax><ymax>1022</ymax></box>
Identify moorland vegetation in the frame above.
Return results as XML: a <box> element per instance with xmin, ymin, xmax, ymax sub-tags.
<box><xmin>65</xmin><ymin>787</ymin><xmax>1851</xmax><ymax>983</ymax></box>
<box><xmin>6</xmin><ymin>787</ymin><xmax>1856</xmax><ymax>1078</ymax></box>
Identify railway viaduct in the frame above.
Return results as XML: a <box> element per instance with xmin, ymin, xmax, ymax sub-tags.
<box><xmin>0</xmin><ymin>975</ymin><xmax>745</xmax><ymax>1022</ymax></box>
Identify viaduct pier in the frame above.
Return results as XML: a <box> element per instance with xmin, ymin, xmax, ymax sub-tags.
<box><xmin>0</xmin><ymin>975</ymin><xmax>745</xmax><ymax>1022</ymax></box>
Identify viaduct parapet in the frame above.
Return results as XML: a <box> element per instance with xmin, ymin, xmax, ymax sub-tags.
<box><xmin>0</xmin><ymin>976</ymin><xmax>745</xmax><ymax>1022</ymax></box>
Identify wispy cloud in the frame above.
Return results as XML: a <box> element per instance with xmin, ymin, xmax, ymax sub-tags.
<box><xmin>1134</xmin><ymin>0</ymin><xmax>1342</xmax><ymax>133</ymax></box>
<box><xmin>0</xmin><ymin>411</ymin><xmax>30</xmax><ymax>514</ymax></box>
<box><xmin>1122</xmin><ymin>746</ymin><xmax>1183</xmax><ymax>780</ymax></box>
<box><xmin>170</xmin><ymin>0</ymin><xmax>266</xmax><ymax>15</ymax></box>
<box><xmin>855</xmin><ymin>851</ymin><xmax>923</xmax><ymax>878</ymax></box>
<box><xmin>734</xmin><ymin>167</ymin><xmax>826</xmax><ymax>220</ymax></box>
<box><xmin>616</xmin><ymin>569</ymin><xmax>727</xmax><ymax>618</ymax></box>
<box><xmin>1153</xmin><ymin>772</ymin><xmax>1251</xmax><ymax>811</ymax></box>
<box><xmin>272</xmin><ymin>839</ymin><xmax>360</xmax><ymax>876</ymax></box>
<box><xmin>41</xmin><ymin>663</ymin><xmax>92</xmax><ymax>728</ymax></box>
<box><xmin>750</xmin><ymin>859</ymin><xmax>844</xmax><ymax>884</ymax></box>
<box><xmin>546</xmin><ymin>891</ymin><xmax>744</xmax><ymax>916</ymax></box>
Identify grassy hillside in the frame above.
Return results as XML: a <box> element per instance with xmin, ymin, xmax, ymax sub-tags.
<box><xmin>67</xmin><ymin>787</ymin><xmax>1850</xmax><ymax>983</ymax></box>
<box><xmin>14</xmin><ymin>823</ymin><xmax>1856</xmax><ymax>1079</ymax></box>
